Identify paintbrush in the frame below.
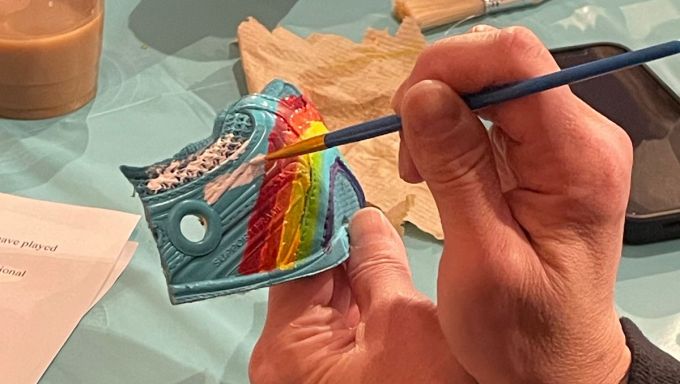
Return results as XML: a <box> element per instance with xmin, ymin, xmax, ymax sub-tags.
<box><xmin>394</xmin><ymin>0</ymin><xmax>548</xmax><ymax>31</ymax></box>
<box><xmin>266</xmin><ymin>40</ymin><xmax>680</xmax><ymax>161</ymax></box>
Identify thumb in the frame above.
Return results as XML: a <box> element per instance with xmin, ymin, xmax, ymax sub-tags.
<box><xmin>400</xmin><ymin>80</ymin><xmax>513</xmax><ymax>241</ymax></box>
<box><xmin>347</xmin><ymin>207</ymin><xmax>415</xmax><ymax>316</ymax></box>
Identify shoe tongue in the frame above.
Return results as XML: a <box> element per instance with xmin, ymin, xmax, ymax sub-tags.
<box><xmin>260</xmin><ymin>79</ymin><xmax>302</xmax><ymax>100</ymax></box>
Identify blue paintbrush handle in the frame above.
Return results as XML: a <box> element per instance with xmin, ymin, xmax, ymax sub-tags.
<box><xmin>325</xmin><ymin>40</ymin><xmax>680</xmax><ymax>149</ymax></box>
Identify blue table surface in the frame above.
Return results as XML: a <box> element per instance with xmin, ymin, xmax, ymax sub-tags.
<box><xmin>1</xmin><ymin>1</ymin><xmax>679</xmax><ymax>383</ymax></box>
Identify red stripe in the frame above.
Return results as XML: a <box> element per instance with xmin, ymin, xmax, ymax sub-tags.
<box><xmin>238</xmin><ymin>95</ymin><xmax>317</xmax><ymax>275</ymax></box>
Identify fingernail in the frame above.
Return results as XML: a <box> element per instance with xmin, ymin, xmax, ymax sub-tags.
<box><xmin>469</xmin><ymin>24</ymin><xmax>498</xmax><ymax>33</ymax></box>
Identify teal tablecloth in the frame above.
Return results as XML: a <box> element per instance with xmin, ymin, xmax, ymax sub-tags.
<box><xmin>1</xmin><ymin>1</ymin><xmax>678</xmax><ymax>383</ymax></box>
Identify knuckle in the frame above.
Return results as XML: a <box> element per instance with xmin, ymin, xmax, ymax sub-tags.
<box><xmin>427</xmin><ymin>144</ymin><xmax>496</xmax><ymax>192</ymax></box>
<box><xmin>349</xmin><ymin>247</ymin><xmax>409</xmax><ymax>278</ymax></box>
<box><xmin>500</xmin><ymin>26</ymin><xmax>540</xmax><ymax>48</ymax></box>
<box><xmin>390</xmin><ymin>291</ymin><xmax>425</xmax><ymax>307</ymax></box>
<box><xmin>497</xmin><ymin>26</ymin><xmax>547</xmax><ymax>64</ymax></box>
<box><xmin>601</xmin><ymin>128</ymin><xmax>634</xmax><ymax>183</ymax></box>
<box><xmin>415</xmin><ymin>43</ymin><xmax>443</xmax><ymax>72</ymax></box>
<box><xmin>576</xmin><ymin>125</ymin><xmax>633</xmax><ymax>212</ymax></box>
<box><xmin>372</xmin><ymin>291</ymin><xmax>424</xmax><ymax>313</ymax></box>
<box><xmin>429</xmin><ymin>34</ymin><xmax>458</xmax><ymax>50</ymax></box>
<box><xmin>416</xmin><ymin>34</ymin><xmax>478</xmax><ymax>77</ymax></box>
<box><xmin>612</xmin><ymin>127</ymin><xmax>634</xmax><ymax>168</ymax></box>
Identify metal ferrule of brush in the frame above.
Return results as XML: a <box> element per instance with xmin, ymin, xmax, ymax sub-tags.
<box><xmin>484</xmin><ymin>0</ymin><xmax>545</xmax><ymax>13</ymax></box>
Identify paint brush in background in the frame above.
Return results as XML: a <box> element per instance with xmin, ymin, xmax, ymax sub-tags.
<box><xmin>394</xmin><ymin>0</ymin><xmax>547</xmax><ymax>30</ymax></box>
<box><xmin>266</xmin><ymin>39</ymin><xmax>680</xmax><ymax>161</ymax></box>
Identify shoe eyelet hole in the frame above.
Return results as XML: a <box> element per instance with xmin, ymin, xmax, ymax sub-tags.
<box><xmin>180</xmin><ymin>214</ymin><xmax>207</xmax><ymax>243</ymax></box>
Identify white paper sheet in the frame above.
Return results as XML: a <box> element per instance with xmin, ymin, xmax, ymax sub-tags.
<box><xmin>0</xmin><ymin>193</ymin><xmax>140</xmax><ymax>384</ymax></box>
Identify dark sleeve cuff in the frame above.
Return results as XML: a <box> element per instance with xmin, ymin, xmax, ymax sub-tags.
<box><xmin>620</xmin><ymin>317</ymin><xmax>680</xmax><ymax>383</ymax></box>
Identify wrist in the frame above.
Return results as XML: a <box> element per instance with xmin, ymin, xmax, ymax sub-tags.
<box><xmin>509</xmin><ymin>316</ymin><xmax>631</xmax><ymax>384</ymax></box>
<box><xmin>606</xmin><ymin>344</ymin><xmax>631</xmax><ymax>384</ymax></box>
<box><xmin>569</xmin><ymin>322</ymin><xmax>632</xmax><ymax>384</ymax></box>
<box><xmin>600</xmin><ymin>316</ymin><xmax>632</xmax><ymax>384</ymax></box>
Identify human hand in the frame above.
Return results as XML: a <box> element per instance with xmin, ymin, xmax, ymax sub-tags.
<box><xmin>392</xmin><ymin>25</ymin><xmax>632</xmax><ymax>384</ymax></box>
<box><xmin>249</xmin><ymin>208</ymin><xmax>476</xmax><ymax>384</ymax></box>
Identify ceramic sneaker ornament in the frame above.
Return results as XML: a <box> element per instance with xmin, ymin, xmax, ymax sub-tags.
<box><xmin>121</xmin><ymin>80</ymin><xmax>365</xmax><ymax>304</ymax></box>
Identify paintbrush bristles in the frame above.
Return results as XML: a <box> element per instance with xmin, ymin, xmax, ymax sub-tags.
<box><xmin>394</xmin><ymin>0</ymin><xmax>485</xmax><ymax>30</ymax></box>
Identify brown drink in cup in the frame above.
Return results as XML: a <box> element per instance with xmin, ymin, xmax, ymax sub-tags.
<box><xmin>0</xmin><ymin>0</ymin><xmax>104</xmax><ymax>119</ymax></box>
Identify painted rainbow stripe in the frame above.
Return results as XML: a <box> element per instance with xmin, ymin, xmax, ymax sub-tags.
<box><xmin>240</xmin><ymin>95</ymin><xmax>330</xmax><ymax>274</ymax></box>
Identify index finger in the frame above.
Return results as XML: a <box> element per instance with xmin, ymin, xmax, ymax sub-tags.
<box><xmin>392</xmin><ymin>26</ymin><xmax>572</xmax><ymax>144</ymax></box>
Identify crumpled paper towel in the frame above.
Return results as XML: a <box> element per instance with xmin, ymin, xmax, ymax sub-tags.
<box><xmin>237</xmin><ymin>17</ymin><xmax>443</xmax><ymax>239</ymax></box>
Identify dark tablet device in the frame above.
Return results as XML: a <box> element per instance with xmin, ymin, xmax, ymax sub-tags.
<box><xmin>550</xmin><ymin>42</ymin><xmax>680</xmax><ymax>244</ymax></box>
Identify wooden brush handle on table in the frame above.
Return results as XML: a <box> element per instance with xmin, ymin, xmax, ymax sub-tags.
<box><xmin>394</xmin><ymin>0</ymin><xmax>546</xmax><ymax>30</ymax></box>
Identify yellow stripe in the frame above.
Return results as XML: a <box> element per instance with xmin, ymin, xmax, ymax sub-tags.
<box><xmin>275</xmin><ymin>121</ymin><xmax>329</xmax><ymax>269</ymax></box>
